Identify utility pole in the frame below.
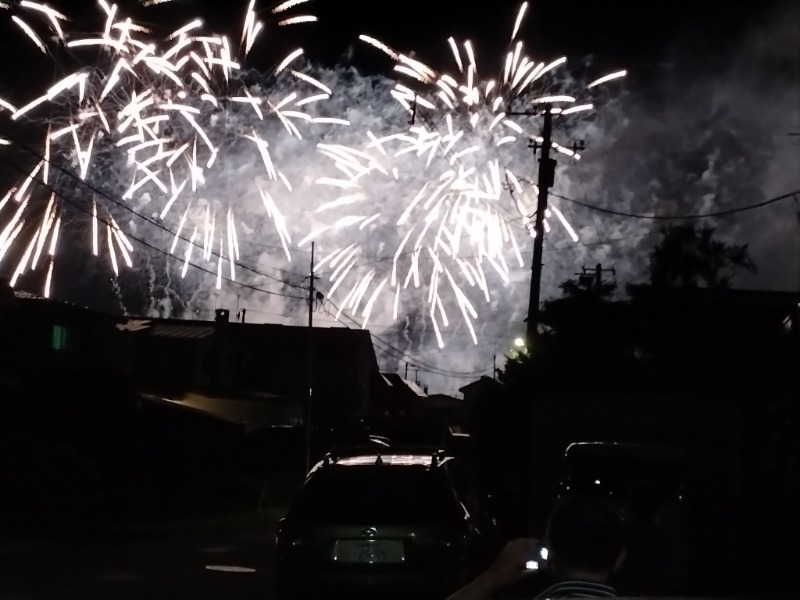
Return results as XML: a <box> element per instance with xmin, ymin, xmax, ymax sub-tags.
<box><xmin>507</xmin><ymin>103</ymin><xmax>582</xmax><ymax>538</ymax></box>
<box><xmin>576</xmin><ymin>263</ymin><xmax>616</xmax><ymax>292</ymax></box>
<box><xmin>508</xmin><ymin>104</ymin><xmax>556</xmax><ymax>343</ymax></box>
<box><xmin>527</xmin><ymin>105</ymin><xmax>555</xmax><ymax>343</ymax></box>
<box><xmin>493</xmin><ymin>354</ymin><xmax>497</xmax><ymax>380</ymax></box>
<box><xmin>794</xmin><ymin>194</ymin><xmax>800</xmax><ymax>293</ymax></box>
<box><xmin>305</xmin><ymin>241</ymin><xmax>318</xmax><ymax>474</ymax></box>
<box><xmin>508</xmin><ymin>103</ymin><xmax>585</xmax><ymax>343</ymax></box>
<box><xmin>791</xmin><ymin>129</ymin><xmax>800</xmax><ymax>291</ymax></box>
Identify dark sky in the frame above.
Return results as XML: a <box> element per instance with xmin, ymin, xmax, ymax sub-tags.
<box><xmin>1</xmin><ymin>0</ymin><xmax>794</xmax><ymax>308</ymax></box>
<box><xmin>200</xmin><ymin>0</ymin><xmax>784</xmax><ymax>70</ymax></box>
<box><xmin>0</xmin><ymin>0</ymin><xmax>787</xmax><ymax>89</ymax></box>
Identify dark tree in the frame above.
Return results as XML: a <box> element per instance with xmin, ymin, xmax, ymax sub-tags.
<box><xmin>648</xmin><ymin>223</ymin><xmax>756</xmax><ymax>288</ymax></box>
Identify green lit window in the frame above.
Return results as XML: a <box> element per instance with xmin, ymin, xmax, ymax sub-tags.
<box><xmin>52</xmin><ymin>325</ymin><xmax>67</xmax><ymax>350</ymax></box>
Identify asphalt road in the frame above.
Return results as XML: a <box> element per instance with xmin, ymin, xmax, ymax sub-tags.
<box><xmin>1</xmin><ymin>530</ymin><xmax>276</xmax><ymax>600</ymax></box>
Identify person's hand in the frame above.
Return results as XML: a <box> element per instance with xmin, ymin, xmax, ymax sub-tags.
<box><xmin>447</xmin><ymin>538</ymin><xmax>541</xmax><ymax>600</ymax></box>
<box><xmin>483</xmin><ymin>538</ymin><xmax>541</xmax><ymax>590</ymax></box>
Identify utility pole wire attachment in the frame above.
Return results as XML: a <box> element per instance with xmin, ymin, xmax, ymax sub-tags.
<box><xmin>409</xmin><ymin>93</ymin><xmax>418</xmax><ymax>125</ymax></box>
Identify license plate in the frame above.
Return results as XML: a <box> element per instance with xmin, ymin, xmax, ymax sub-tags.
<box><xmin>333</xmin><ymin>540</ymin><xmax>405</xmax><ymax>564</ymax></box>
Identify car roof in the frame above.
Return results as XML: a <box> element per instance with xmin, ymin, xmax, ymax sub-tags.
<box><xmin>565</xmin><ymin>441</ymin><xmax>689</xmax><ymax>462</ymax></box>
<box><xmin>307</xmin><ymin>447</ymin><xmax>453</xmax><ymax>477</ymax></box>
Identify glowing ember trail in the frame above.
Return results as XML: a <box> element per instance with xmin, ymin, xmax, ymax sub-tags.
<box><xmin>304</xmin><ymin>3</ymin><xmax>625</xmax><ymax>343</ymax></box>
<box><xmin>0</xmin><ymin>0</ymin><xmax>332</xmax><ymax>296</ymax></box>
<box><xmin>0</xmin><ymin>1</ymin><xmax>626</xmax><ymax>356</ymax></box>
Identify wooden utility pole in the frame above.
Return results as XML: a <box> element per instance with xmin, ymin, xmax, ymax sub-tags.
<box><xmin>508</xmin><ymin>103</ymin><xmax>585</xmax><ymax>343</ymax></box>
<box><xmin>508</xmin><ymin>104</ymin><xmax>557</xmax><ymax>343</ymax></box>
<box><xmin>305</xmin><ymin>242</ymin><xmax>316</xmax><ymax>474</ymax></box>
<box><xmin>528</xmin><ymin>106</ymin><xmax>556</xmax><ymax>343</ymax></box>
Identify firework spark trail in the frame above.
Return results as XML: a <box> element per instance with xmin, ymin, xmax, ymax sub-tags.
<box><xmin>303</xmin><ymin>3</ymin><xmax>625</xmax><ymax>345</ymax></box>
<box><xmin>0</xmin><ymin>1</ymin><xmax>626</xmax><ymax>365</ymax></box>
<box><xmin>0</xmin><ymin>0</ymin><xmax>333</xmax><ymax>296</ymax></box>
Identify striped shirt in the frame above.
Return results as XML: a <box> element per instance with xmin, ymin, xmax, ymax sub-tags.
<box><xmin>534</xmin><ymin>580</ymin><xmax>616</xmax><ymax>598</ymax></box>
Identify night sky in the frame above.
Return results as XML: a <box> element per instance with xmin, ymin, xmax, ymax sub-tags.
<box><xmin>0</xmin><ymin>0</ymin><xmax>797</xmax><ymax>388</ymax></box>
<box><xmin>1</xmin><ymin>1</ymin><xmax>788</xmax><ymax>84</ymax></box>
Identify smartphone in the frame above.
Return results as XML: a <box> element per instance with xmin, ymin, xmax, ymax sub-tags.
<box><xmin>525</xmin><ymin>544</ymin><xmax>549</xmax><ymax>570</ymax></box>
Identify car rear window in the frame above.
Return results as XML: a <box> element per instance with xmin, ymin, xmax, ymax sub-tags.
<box><xmin>567</xmin><ymin>454</ymin><xmax>688</xmax><ymax>500</ymax></box>
<box><xmin>288</xmin><ymin>466</ymin><xmax>460</xmax><ymax>524</ymax></box>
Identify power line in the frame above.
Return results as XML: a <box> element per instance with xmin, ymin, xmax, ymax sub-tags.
<box><xmin>6</xmin><ymin>139</ymin><xmax>310</xmax><ymax>292</ymax></box>
<box><xmin>0</xmin><ymin>155</ymin><xmax>307</xmax><ymax>301</ymax></box>
<box><xmin>507</xmin><ymin>167</ymin><xmax>799</xmax><ymax>221</ymax></box>
<box><xmin>550</xmin><ymin>190</ymin><xmax>800</xmax><ymax>220</ymax></box>
<box><xmin>320</xmin><ymin>294</ymin><xmax>493</xmax><ymax>378</ymax></box>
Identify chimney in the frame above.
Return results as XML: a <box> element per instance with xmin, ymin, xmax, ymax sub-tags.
<box><xmin>215</xmin><ymin>308</ymin><xmax>230</xmax><ymax>323</ymax></box>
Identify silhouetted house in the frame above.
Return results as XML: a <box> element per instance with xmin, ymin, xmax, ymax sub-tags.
<box><xmin>373</xmin><ymin>374</ymin><xmax>464</xmax><ymax>443</ymax></box>
<box><xmin>627</xmin><ymin>285</ymin><xmax>799</xmax><ymax>394</ymax></box>
<box><xmin>377</xmin><ymin>373</ymin><xmax>426</xmax><ymax>421</ymax></box>
<box><xmin>115</xmin><ymin>314</ymin><xmax>384</xmax><ymax>430</ymax></box>
<box><xmin>1</xmin><ymin>289</ymin><xmax>120</xmax><ymax>393</ymax></box>
<box><xmin>0</xmin><ymin>283</ymin><xmax>385</xmax><ymax>431</ymax></box>
<box><xmin>459</xmin><ymin>376</ymin><xmax>502</xmax><ymax>410</ymax></box>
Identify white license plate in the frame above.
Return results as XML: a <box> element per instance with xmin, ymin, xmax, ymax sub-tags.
<box><xmin>333</xmin><ymin>539</ymin><xmax>405</xmax><ymax>564</ymax></box>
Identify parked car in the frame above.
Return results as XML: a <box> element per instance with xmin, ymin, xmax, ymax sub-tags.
<box><xmin>274</xmin><ymin>446</ymin><xmax>496</xmax><ymax>598</ymax></box>
<box><xmin>558</xmin><ymin>441</ymin><xmax>691</xmax><ymax>595</ymax></box>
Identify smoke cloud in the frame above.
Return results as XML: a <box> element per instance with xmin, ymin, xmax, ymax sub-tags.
<box><xmin>208</xmin><ymin>2</ymin><xmax>797</xmax><ymax>393</ymax></box>
<box><xmin>5</xmin><ymin>2</ymin><xmax>797</xmax><ymax>394</ymax></box>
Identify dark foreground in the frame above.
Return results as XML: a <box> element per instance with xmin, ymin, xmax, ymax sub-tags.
<box><xmin>1</xmin><ymin>529</ymin><xmax>276</xmax><ymax>600</ymax></box>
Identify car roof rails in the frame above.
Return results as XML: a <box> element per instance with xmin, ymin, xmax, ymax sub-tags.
<box><xmin>564</xmin><ymin>441</ymin><xmax>689</xmax><ymax>463</ymax></box>
<box><xmin>319</xmin><ymin>445</ymin><xmax>450</xmax><ymax>469</ymax></box>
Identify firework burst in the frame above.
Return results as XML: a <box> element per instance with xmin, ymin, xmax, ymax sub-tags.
<box><xmin>304</xmin><ymin>2</ymin><xmax>625</xmax><ymax>346</ymax></box>
<box><xmin>0</xmin><ymin>0</ymin><xmax>339</xmax><ymax>296</ymax></box>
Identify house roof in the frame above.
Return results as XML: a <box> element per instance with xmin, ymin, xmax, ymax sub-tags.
<box><xmin>424</xmin><ymin>393</ymin><xmax>462</xmax><ymax>410</ymax></box>
<box><xmin>150</xmin><ymin>323</ymin><xmax>215</xmax><ymax>339</ymax></box>
<box><xmin>119</xmin><ymin>315</ymin><xmax>381</xmax><ymax>402</ymax></box>
<box><xmin>382</xmin><ymin>373</ymin><xmax>427</xmax><ymax>397</ymax></box>
<box><xmin>459</xmin><ymin>375</ymin><xmax>500</xmax><ymax>394</ymax></box>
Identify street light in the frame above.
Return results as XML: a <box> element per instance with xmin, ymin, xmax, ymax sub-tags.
<box><xmin>514</xmin><ymin>337</ymin><xmax>525</xmax><ymax>348</ymax></box>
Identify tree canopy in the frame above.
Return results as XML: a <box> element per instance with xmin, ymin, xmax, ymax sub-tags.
<box><xmin>647</xmin><ymin>223</ymin><xmax>756</xmax><ymax>288</ymax></box>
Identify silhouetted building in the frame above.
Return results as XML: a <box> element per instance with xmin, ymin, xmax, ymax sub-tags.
<box><xmin>2</xmin><ymin>290</ymin><xmax>120</xmax><ymax>392</ymax></box>
<box><xmin>374</xmin><ymin>374</ymin><xmax>463</xmax><ymax>443</ymax></box>
<box><xmin>115</xmin><ymin>315</ymin><xmax>384</xmax><ymax>430</ymax></box>
<box><xmin>0</xmin><ymin>285</ymin><xmax>386</xmax><ymax>431</ymax></box>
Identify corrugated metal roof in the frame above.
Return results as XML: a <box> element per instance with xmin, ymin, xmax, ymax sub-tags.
<box><xmin>151</xmin><ymin>324</ymin><xmax>215</xmax><ymax>339</ymax></box>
